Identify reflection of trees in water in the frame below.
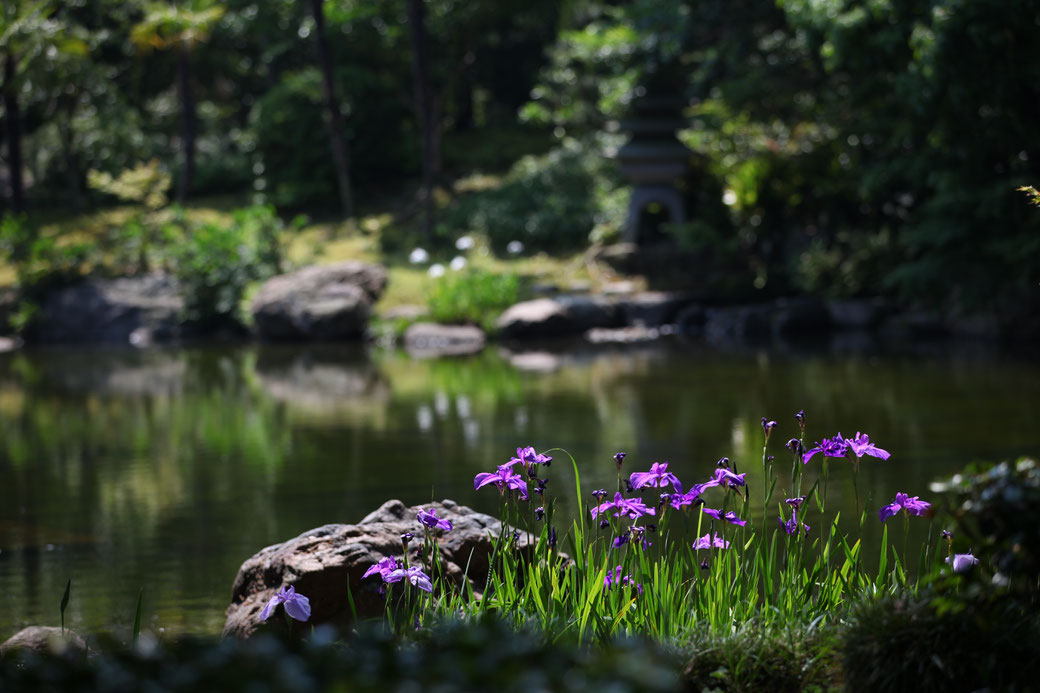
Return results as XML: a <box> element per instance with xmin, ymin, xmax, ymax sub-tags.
<box><xmin>0</xmin><ymin>346</ymin><xmax>295</xmax><ymax>634</ymax></box>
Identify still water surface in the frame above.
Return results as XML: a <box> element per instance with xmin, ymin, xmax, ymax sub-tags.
<box><xmin>1</xmin><ymin>339</ymin><xmax>1037</xmax><ymax>636</ymax></box>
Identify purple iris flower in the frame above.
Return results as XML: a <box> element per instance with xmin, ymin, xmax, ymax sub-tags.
<box><xmin>474</xmin><ymin>464</ymin><xmax>529</xmax><ymax>500</ymax></box>
<box><xmin>761</xmin><ymin>418</ymin><xmax>777</xmax><ymax>440</ymax></box>
<box><xmin>709</xmin><ymin>467</ymin><xmax>746</xmax><ymax>488</ymax></box>
<box><xmin>946</xmin><ymin>552</ymin><xmax>979</xmax><ymax>573</ymax></box>
<box><xmin>878</xmin><ymin>492</ymin><xmax>932</xmax><ymax>522</ymax></box>
<box><xmin>362</xmin><ymin>556</ymin><xmax>400</xmax><ymax>581</ymax></box>
<box><xmin>629</xmin><ymin>462</ymin><xmax>681</xmax><ymax>490</ymax></box>
<box><xmin>693</xmin><ymin>533</ymin><xmax>730</xmax><ymax>550</ymax></box>
<box><xmin>590</xmin><ymin>492</ymin><xmax>656</xmax><ymax>520</ymax></box>
<box><xmin>604</xmin><ymin>566</ymin><xmax>643</xmax><ymax>595</ymax></box>
<box><xmin>844</xmin><ymin>432</ymin><xmax>890</xmax><ymax>461</ymax></box>
<box><xmin>416</xmin><ymin>507</ymin><xmax>453</xmax><ymax>532</ymax></box>
<box><xmin>613</xmin><ymin>531</ymin><xmax>630</xmax><ymax>548</ymax></box>
<box><xmin>507</xmin><ymin>446</ymin><xmax>552</xmax><ymax>470</ymax></box>
<box><xmin>802</xmin><ymin>435</ymin><xmax>848</xmax><ymax>464</ymax></box>
<box><xmin>386</xmin><ymin>565</ymin><xmax>434</xmax><ymax>592</ymax></box>
<box><xmin>702</xmin><ymin>507</ymin><xmax>746</xmax><ymax>527</ymax></box>
<box><xmin>614</xmin><ymin>452</ymin><xmax>626</xmax><ymax>470</ymax></box>
<box><xmin>666</xmin><ymin>481</ymin><xmax>711</xmax><ymax>509</ymax></box>
<box><xmin>785</xmin><ymin>496</ymin><xmax>806</xmax><ymax>511</ymax></box>
<box><xmin>779</xmin><ymin>511</ymin><xmax>810</xmax><ymax>536</ymax></box>
<box><xmin>259</xmin><ymin>585</ymin><xmax>311</xmax><ymax>622</ymax></box>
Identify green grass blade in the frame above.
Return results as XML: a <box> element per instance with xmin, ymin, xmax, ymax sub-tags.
<box><xmin>132</xmin><ymin>589</ymin><xmax>143</xmax><ymax>647</ymax></box>
<box><xmin>60</xmin><ymin>578</ymin><xmax>71</xmax><ymax>635</ymax></box>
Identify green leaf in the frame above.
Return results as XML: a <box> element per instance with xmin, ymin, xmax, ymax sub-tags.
<box><xmin>60</xmin><ymin>578</ymin><xmax>71</xmax><ymax>634</ymax></box>
<box><xmin>132</xmin><ymin>589</ymin><xmax>143</xmax><ymax>647</ymax></box>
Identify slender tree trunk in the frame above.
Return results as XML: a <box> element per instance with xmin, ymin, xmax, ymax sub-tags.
<box><xmin>308</xmin><ymin>0</ymin><xmax>354</xmax><ymax>218</ymax></box>
<box><xmin>176</xmin><ymin>47</ymin><xmax>196</xmax><ymax>203</ymax></box>
<box><xmin>59</xmin><ymin>94</ymin><xmax>83</xmax><ymax>210</ymax></box>
<box><xmin>3</xmin><ymin>51</ymin><xmax>25</xmax><ymax>213</ymax></box>
<box><xmin>455</xmin><ymin>50</ymin><xmax>475</xmax><ymax>131</ymax></box>
<box><xmin>406</xmin><ymin>0</ymin><xmax>438</xmax><ymax>243</ymax></box>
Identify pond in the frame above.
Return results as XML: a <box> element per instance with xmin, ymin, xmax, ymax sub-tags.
<box><xmin>1</xmin><ymin>337</ymin><xmax>1038</xmax><ymax>637</ymax></box>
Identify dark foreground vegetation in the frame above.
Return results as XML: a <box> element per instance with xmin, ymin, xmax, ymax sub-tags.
<box><xmin>2</xmin><ymin>596</ymin><xmax>1038</xmax><ymax>693</ymax></box>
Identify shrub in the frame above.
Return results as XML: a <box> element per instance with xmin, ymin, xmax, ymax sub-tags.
<box><xmin>842</xmin><ymin>593</ymin><xmax>1040</xmax><ymax>692</ymax></box>
<box><xmin>442</xmin><ymin>137</ymin><xmax>624</xmax><ymax>254</ymax></box>
<box><xmin>427</xmin><ymin>269</ymin><xmax>520</xmax><ymax>332</ymax></box>
<box><xmin>931</xmin><ymin>458</ymin><xmax>1040</xmax><ymax>587</ymax></box>
<box><xmin>167</xmin><ymin>205</ymin><xmax>295</xmax><ymax>326</ymax></box>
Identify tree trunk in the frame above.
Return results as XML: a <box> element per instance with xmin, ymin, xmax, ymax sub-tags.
<box><xmin>3</xmin><ymin>51</ymin><xmax>25</xmax><ymax>214</ymax></box>
<box><xmin>406</xmin><ymin>0</ymin><xmax>439</xmax><ymax>243</ymax></box>
<box><xmin>308</xmin><ymin>0</ymin><xmax>354</xmax><ymax>218</ymax></box>
<box><xmin>59</xmin><ymin>94</ymin><xmax>83</xmax><ymax>211</ymax></box>
<box><xmin>176</xmin><ymin>47</ymin><xmax>196</xmax><ymax>203</ymax></box>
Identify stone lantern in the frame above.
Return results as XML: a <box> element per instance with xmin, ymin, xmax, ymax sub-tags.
<box><xmin>615</xmin><ymin>93</ymin><xmax>692</xmax><ymax>244</ymax></box>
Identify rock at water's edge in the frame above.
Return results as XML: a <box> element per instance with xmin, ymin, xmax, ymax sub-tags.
<box><xmin>222</xmin><ymin>499</ymin><xmax>524</xmax><ymax>639</ymax></box>
<box><xmin>251</xmin><ymin>262</ymin><xmax>388</xmax><ymax>341</ymax></box>
<box><xmin>0</xmin><ymin>626</ymin><xmax>86</xmax><ymax>656</ymax></box>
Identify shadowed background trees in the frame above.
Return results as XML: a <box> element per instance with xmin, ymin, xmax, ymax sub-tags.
<box><xmin>1</xmin><ymin>0</ymin><xmax>1038</xmax><ymax>318</ymax></box>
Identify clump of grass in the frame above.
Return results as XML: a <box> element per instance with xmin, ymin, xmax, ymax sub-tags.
<box><xmin>427</xmin><ymin>269</ymin><xmax>520</xmax><ymax>332</ymax></box>
<box><xmin>680</xmin><ymin>621</ymin><xmax>842</xmax><ymax>692</ymax></box>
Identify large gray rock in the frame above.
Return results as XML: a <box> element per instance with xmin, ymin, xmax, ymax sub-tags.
<box><xmin>222</xmin><ymin>499</ymin><xmax>527</xmax><ymax>639</ymax></box>
<box><xmin>403</xmin><ymin>322</ymin><xmax>486</xmax><ymax>357</ymax></box>
<box><xmin>826</xmin><ymin>298</ymin><xmax>891</xmax><ymax>329</ymax></box>
<box><xmin>33</xmin><ymin>274</ymin><xmax>183</xmax><ymax>343</ymax></box>
<box><xmin>251</xmin><ymin>262</ymin><xmax>388</xmax><ymax>341</ymax></box>
<box><xmin>613</xmin><ymin>291</ymin><xmax>694</xmax><ymax>327</ymax></box>
<box><xmin>703</xmin><ymin>304</ymin><xmax>773</xmax><ymax>342</ymax></box>
<box><xmin>496</xmin><ymin>296</ymin><xmax>618</xmax><ymax>339</ymax></box>
<box><xmin>0</xmin><ymin>626</ymin><xmax>86</xmax><ymax>656</ymax></box>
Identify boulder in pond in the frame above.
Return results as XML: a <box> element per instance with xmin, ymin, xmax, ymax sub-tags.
<box><xmin>31</xmin><ymin>274</ymin><xmax>183</xmax><ymax>343</ymax></box>
<box><xmin>496</xmin><ymin>296</ymin><xmax>618</xmax><ymax>339</ymax></box>
<box><xmin>222</xmin><ymin>499</ymin><xmax>528</xmax><ymax>639</ymax></box>
<box><xmin>251</xmin><ymin>262</ymin><xmax>388</xmax><ymax>341</ymax></box>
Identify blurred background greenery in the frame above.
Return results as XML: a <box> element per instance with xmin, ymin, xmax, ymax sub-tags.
<box><xmin>0</xmin><ymin>0</ymin><xmax>1037</xmax><ymax>319</ymax></box>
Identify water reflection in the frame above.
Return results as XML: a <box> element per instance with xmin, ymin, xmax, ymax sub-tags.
<box><xmin>0</xmin><ymin>338</ymin><xmax>1037</xmax><ymax>637</ymax></box>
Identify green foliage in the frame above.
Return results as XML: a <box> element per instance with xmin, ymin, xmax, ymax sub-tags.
<box><xmin>681</xmin><ymin>622</ymin><xmax>840</xmax><ymax>693</ymax></box>
<box><xmin>841</xmin><ymin>593</ymin><xmax>1040</xmax><ymax>691</ymax></box>
<box><xmin>0</xmin><ymin>214</ymin><xmax>94</xmax><ymax>292</ymax></box>
<box><xmin>443</xmin><ymin>138</ymin><xmax>625</xmax><ymax>253</ymax></box>
<box><xmin>932</xmin><ymin>458</ymin><xmax>1040</xmax><ymax>585</ymax></box>
<box><xmin>86</xmin><ymin>160</ymin><xmax>171</xmax><ymax>211</ymax></box>
<box><xmin>427</xmin><ymin>269</ymin><xmax>519</xmax><ymax>332</ymax></box>
<box><xmin>168</xmin><ymin>205</ymin><xmax>295</xmax><ymax>325</ymax></box>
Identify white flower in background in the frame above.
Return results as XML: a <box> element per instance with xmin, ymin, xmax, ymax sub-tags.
<box><xmin>409</xmin><ymin>248</ymin><xmax>430</xmax><ymax>264</ymax></box>
<box><xmin>455</xmin><ymin>235</ymin><xmax>475</xmax><ymax>251</ymax></box>
<box><xmin>449</xmin><ymin>255</ymin><xmax>467</xmax><ymax>271</ymax></box>
<box><xmin>506</xmin><ymin>240</ymin><xmax>524</xmax><ymax>255</ymax></box>
<box><xmin>722</xmin><ymin>189</ymin><xmax>738</xmax><ymax>206</ymax></box>
<box><xmin>428</xmin><ymin>263</ymin><xmax>446</xmax><ymax>278</ymax></box>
